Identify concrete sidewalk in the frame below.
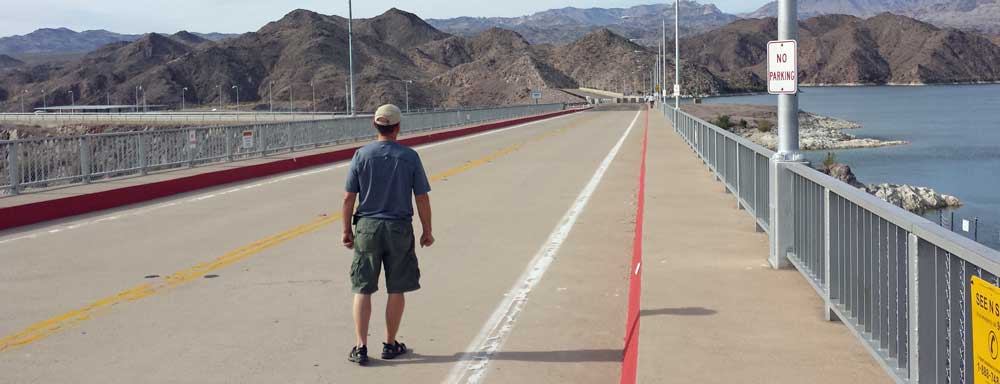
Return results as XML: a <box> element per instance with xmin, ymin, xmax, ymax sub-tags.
<box><xmin>637</xmin><ymin>110</ymin><xmax>890</xmax><ymax>383</ymax></box>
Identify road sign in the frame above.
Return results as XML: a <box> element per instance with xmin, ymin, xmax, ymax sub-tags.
<box><xmin>767</xmin><ymin>40</ymin><xmax>798</xmax><ymax>95</ymax></box>
<box><xmin>531</xmin><ymin>91</ymin><xmax>542</xmax><ymax>100</ymax></box>
<box><xmin>242</xmin><ymin>130</ymin><xmax>254</xmax><ymax>149</ymax></box>
<box><xmin>188</xmin><ymin>130</ymin><xmax>197</xmax><ymax>148</ymax></box>
<box><xmin>673</xmin><ymin>84</ymin><xmax>681</xmax><ymax>97</ymax></box>
<box><xmin>971</xmin><ymin>276</ymin><xmax>1000</xmax><ymax>384</ymax></box>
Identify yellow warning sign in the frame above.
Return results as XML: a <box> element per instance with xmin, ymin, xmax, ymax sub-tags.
<box><xmin>972</xmin><ymin>276</ymin><xmax>1000</xmax><ymax>384</ymax></box>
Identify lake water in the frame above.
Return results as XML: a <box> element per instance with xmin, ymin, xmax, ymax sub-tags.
<box><xmin>701</xmin><ymin>84</ymin><xmax>1000</xmax><ymax>248</ymax></box>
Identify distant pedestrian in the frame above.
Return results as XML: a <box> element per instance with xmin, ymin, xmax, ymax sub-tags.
<box><xmin>342</xmin><ymin>104</ymin><xmax>434</xmax><ymax>366</ymax></box>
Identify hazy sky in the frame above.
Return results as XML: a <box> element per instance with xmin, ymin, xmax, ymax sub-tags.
<box><xmin>1</xmin><ymin>0</ymin><xmax>771</xmax><ymax>37</ymax></box>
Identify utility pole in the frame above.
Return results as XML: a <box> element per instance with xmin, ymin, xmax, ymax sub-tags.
<box><xmin>673</xmin><ymin>2</ymin><xmax>679</xmax><ymax>110</ymax></box>
<box><xmin>348</xmin><ymin>0</ymin><xmax>356</xmax><ymax>116</ymax></box>
<box><xmin>769</xmin><ymin>0</ymin><xmax>801</xmax><ymax>270</ymax></box>
<box><xmin>232</xmin><ymin>85</ymin><xmax>239</xmax><ymax>113</ymax></box>
<box><xmin>777</xmin><ymin>0</ymin><xmax>799</xmax><ymax>157</ymax></box>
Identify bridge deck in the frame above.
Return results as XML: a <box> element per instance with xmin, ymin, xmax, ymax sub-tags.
<box><xmin>0</xmin><ymin>107</ymin><xmax>888</xmax><ymax>383</ymax></box>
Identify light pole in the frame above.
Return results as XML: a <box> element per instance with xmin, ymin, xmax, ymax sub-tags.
<box><xmin>232</xmin><ymin>85</ymin><xmax>239</xmax><ymax>113</ymax></box>
<box><xmin>217</xmin><ymin>84</ymin><xmax>222</xmax><ymax>111</ymax></box>
<box><xmin>289</xmin><ymin>84</ymin><xmax>294</xmax><ymax>114</ymax></box>
<box><xmin>674</xmin><ymin>2</ymin><xmax>679</xmax><ymax>110</ymax></box>
<box><xmin>20</xmin><ymin>90</ymin><xmax>27</xmax><ymax>113</ymax></box>
<box><xmin>345</xmin><ymin>83</ymin><xmax>350</xmax><ymax>113</ymax></box>
<box><xmin>269</xmin><ymin>81</ymin><xmax>274</xmax><ymax>113</ymax></box>
<box><xmin>402</xmin><ymin>80</ymin><xmax>413</xmax><ymax>113</ymax></box>
<box><xmin>68</xmin><ymin>90</ymin><xmax>75</xmax><ymax>111</ymax></box>
<box><xmin>42</xmin><ymin>89</ymin><xmax>47</xmax><ymax>110</ymax></box>
<box><xmin>134</xmin><ymin>85</ymin><xmax>140</xmax><ymax>112</ymax></box>
<box><xmin>777</xmin><ymin>0</ymin><xmax>799</xmax><ymax>157</ymax></box>
<box><xmin>181</xmin><ymin>87</ymin><xmax>188</xmax><ymax>110</ymax></box>
<box><xmin>348</xmin><ymin>0</ymin><xmax>356</xmax><ymax>116</ymax></box>
<box><xmin>311</xmin><ymin>81</ymin><xmax>316</xmax><ymax>113</ymax></box>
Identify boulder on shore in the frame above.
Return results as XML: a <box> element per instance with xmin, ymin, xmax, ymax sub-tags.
<box><xmin>820</xmin><ymin>162</ymin><xmax>962</xmax><ymax>212</ymax></box>
<box><xmin>865</xmin><ymin>183</ymin><xmax>962</xmax><ymax>212</ymax></box>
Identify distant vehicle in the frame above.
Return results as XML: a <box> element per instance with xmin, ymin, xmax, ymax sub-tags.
<box><xmin>211</xmin><ymin>108</ymin><xmax>218</xmax><ymax>112</ymax></box>
<box><xmin>34</xmin><ymin>110</ymin><xmax>46</xmax><ymax>114</ymax></box>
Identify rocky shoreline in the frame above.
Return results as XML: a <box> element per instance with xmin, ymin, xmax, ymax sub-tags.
<box><xmin>682</xmin><ymin>104</ymin><xmax>907</xmax><ymax>151</ymax></box>
<box><xmin>821</xmin><ymin>163</ymin><xmax>961</xmax><ymax>213</ymax></box>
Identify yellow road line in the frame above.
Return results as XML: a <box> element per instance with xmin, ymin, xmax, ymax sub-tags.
<box><xmin>0</xmin><ymin>121</ymin><xmax>578</xmax><ymax>353</ymax></box>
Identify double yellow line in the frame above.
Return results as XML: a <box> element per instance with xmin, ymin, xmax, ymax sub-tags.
<box><xmin>0</xmin><ymin>122</ymin><xmax>577</xmax><ymax>353</ymax></box>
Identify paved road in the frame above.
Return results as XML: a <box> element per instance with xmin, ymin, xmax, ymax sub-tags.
<box><xmin>0</xmin><ymin>108</ymin><xmax>644</xmax><ymax>383</ymax></box>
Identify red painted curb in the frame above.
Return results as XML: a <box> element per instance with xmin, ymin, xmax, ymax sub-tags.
<box><xmin>620</xmin><ymin>107</ymin><xmax>649</xmax><ymax>384</ymax></box>
<box><xmin>0</xmin><ymin>108</ymin><xmax>588</xmax><ymax>232</ymax></box>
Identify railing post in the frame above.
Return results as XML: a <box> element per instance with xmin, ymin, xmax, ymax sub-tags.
<box><xmin>8</xmin><ymin>141</ymin><xmax>20</xmax><ymax>195</ymax></box>
<box><xmin>186</xmin><ymin>129</ymin><xmax>195</xmax><ymax>168</ymax></box>
<box><xmin>907</xmin><ymin>233</ymin><xmax>921</xmax><ymax>383</ymax></box>
<box><xmin>138</xmin><ymin>133</ymin><xmax>148</xmax><ymax>176</ymax></box>
<box><xmin>80</xmin><ymin>136</ymin><xmax>92</xmax><ymax>184</ymax></box>
<box><xmin>824</xmin><ymin>188</ymin><xmax>838</xmax><ymax>321</ymax></box>
<box><xmin>225</xmin><ymin>128</ymin><xmax>234</xmax><ymax>162</ymax></box>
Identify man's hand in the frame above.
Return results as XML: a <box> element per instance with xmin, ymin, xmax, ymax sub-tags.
<box><xmin>343</xmin><ymin>231</ymin><xmax>355</xmax><ymax>250</ymax></box>
<box><xmin>420</xmin><ymin>231</ymin><xmax>435</xmax><ymax>248</ymax></box>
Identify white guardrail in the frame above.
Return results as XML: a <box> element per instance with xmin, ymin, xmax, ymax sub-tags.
<box><xmin>0</xmin><ymin>104</ymin><xmax>566</xmax><ymax>196</ymax></box>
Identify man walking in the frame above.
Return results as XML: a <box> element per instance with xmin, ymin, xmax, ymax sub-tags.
<box><xmin>342</xmin><ymin>104</ymin><xmax>434</xmax><ymax>366</ymax></box>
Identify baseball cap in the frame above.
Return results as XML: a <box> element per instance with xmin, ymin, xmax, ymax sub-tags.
<box><xmin>374</xmin><ymin>104</ymin><xmax>402</xmax><ymax>126</ymax></box>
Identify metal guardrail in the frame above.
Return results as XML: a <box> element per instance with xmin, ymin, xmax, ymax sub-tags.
<box><xmin>1</xmin><ymin>104</ymin><xmax>565</xmax><ymax>195</ymax></box>
<box><xmin>667</xmin><ymin>106</ymin><xmax>1000</xmax><ymax>383</ymax></box>
<box><xmin>0</xmin><ymin>111</ymin><xmax>348</xmax><ymax>124</ymax></box>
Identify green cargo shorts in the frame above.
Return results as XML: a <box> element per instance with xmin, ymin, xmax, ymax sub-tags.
<box><xmin>350</xmin><ymin>217</ymin><xmax>421</xmax><ymax>294</ymax></box>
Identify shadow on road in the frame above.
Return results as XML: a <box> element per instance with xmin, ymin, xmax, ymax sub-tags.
<box><xmin>368</xmin><ymin>348</ymin><xmax>622</xmax><ymax>366</ymax></box>
<box><xmin>640</xmin><ymin>307</ymin><xmax>717</xmax><ymax>317</ymax></box>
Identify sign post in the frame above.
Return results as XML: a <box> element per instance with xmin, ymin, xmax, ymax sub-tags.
<box><xmin>531</xmin><ymin>91</ymin><xmax>542</xmax><ymax>105</ymax></box>
<box><xmin>768</xmin><ymin>0</ymin><xmax>801</xmax><ymax>270</ymax></box>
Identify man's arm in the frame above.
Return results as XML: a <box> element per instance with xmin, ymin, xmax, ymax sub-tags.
<box><xmin>415</xmin><ymin>193</ymin><xmax>434</xmax><ymax>247</ymax></box>
<box><xmin>342</xmin><ymin>192</ymin><xmax>357</xmax><ymax>249</ymax></box>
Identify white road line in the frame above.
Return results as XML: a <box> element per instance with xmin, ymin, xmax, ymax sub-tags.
<box><xmin>445</xmin><ymin>110</ymin><xmax>641</xmax><ymax>384</ymax></box>
<box><xmin>0</xmin><ymin>113</ymin><xmax>578</xmax><ymax>245</ymax></box>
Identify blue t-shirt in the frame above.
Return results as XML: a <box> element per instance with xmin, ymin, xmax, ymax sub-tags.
<box><xmin>346</xmin><ymin>141</ymin><xmax>431</xmax><ymax>220</ymax></box>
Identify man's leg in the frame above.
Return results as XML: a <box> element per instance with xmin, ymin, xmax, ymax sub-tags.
<box><xmin>354</xmin><ymin>294</ymin><xmax>372</xmax><ymax>347</ymax></box>
<box><xmin>385</xmin><ymin>293</ymin><xmax>405</xmax><ymax>344</ymax></box>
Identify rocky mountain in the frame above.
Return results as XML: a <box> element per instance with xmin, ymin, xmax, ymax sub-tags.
<box><xmin>0</xmin><ymin>9</ymin><xmax>627</xmax><ymax>113</ymax></box>
<box><xmin>2</xmin><ymin>9</ymin><xmax>997</xmax><ymax>113</ymax></box>
<box><xmin>746</xmin><ymin>0</ymin><xmax>1000</xmax><ymax>34</ymax></box>
<box><xmin>428</xmin><ymin>1</ymin><xmax>739</xmax><ymax>46</ymax></box>
<box><xmin>0</xmin><ymin>55</ymin><xmax>23</xmax><ymax>68</ymax></box>
<box><xmin>0</xmin><ymin>28</ymin><xmax>238</xmax><ymax>58</ymax></box>
<box><xmin>681</xmin><ymin>13</ymin><xmax>1000</xmax><ymax>90</ymax></box>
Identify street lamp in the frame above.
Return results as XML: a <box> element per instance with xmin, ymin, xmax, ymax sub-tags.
<box><xmin>269</xmin><ymin>81</ymin><xmax>274</xmax><ymax>113</ymax></box>
<box><xmin>348</xmin><ymin>0</ymin><xmax>356</xmax><ymax>116</ymax></box>
<box><xmin>20</xmin><ymin>89</ymin><xmax>27</xmax><ymax>113</ymax></box>
<box><xmin>217</xmin><ymin>84</ymin><xmax>223</xmax><ymax>111</ymax></box>
<box><xmin>181</xmin><ymin>87</ymin><xmax>188</xmax><ymax>111</ymax></box>
<box><xmin>232</xmin><ymin>85</ymin><xmax>239</xmax><ymax>113</ymax></box>
<box><xmin>289</xmin><ymin>84</ymin><xmax>294</xmax><ymax>113</ymax></box>
<box><xmin>401</xmin><ymin>80</ymin><xmax>413</xmax><ymax>113</ymax></box>
<box><xmin>68</xmin><ymin>90</ymin><xmax>75</xmax><ymax>111</ymax></box>
<box><xmin>42</xmin><ymin>89</ymin><xmax>47</xmax><ymax>110</ymax></box>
